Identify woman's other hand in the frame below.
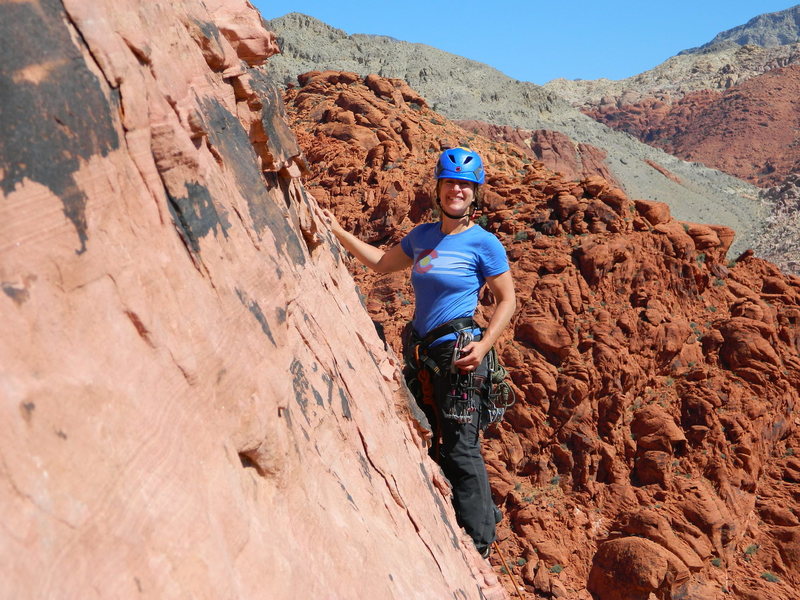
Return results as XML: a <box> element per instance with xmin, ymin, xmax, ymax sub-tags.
<box><xmin>453</xmin><ymin>339</ymin><xmax>491</xmax><ymax>372</ymax></box>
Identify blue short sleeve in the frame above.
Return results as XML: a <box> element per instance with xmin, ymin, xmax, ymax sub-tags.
<box><xmin>400</xmin><ymin>231</ymin><xmax>414</xmax><ymax>258</ymax></box>
<box><xmin>478</xmin><ymin>233</ymin><xmax>509</xmax><ymax>278</ymax></box>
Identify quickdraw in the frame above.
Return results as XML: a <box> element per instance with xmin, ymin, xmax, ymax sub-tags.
<box><xmin>482</xmin><ymin>346</ymin><xmax>515</xmax><ymax>425</ymax></box>
<box><xmin>442</xmin><ymin>329</ymin><xmax>480</xmax><ymax>424</ymax></box>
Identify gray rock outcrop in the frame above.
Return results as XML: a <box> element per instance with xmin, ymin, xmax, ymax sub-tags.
<box><xmin>682</xmin><ymin>4</ymin><xmax>800</xmax><ymax>53</ymax></box>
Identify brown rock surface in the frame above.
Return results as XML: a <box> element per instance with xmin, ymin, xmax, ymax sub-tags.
<box><xmin>458</xmin><ymin>120</ymin><xmax>622</xmax><ymax>187</ymax></box>
<box><xmin>286</xmin><ymin>70</ymin><xmax>800</xmax><ymax>598</ymax></box>
<box><xmin>583</xmin><ymin>64</ymin><xmax>800</xmax><ymax>189</ymax></box>
<box><xmin>0</xmin><ymin>2</ymin><xmax>506</xmax><ymax>599</ymax></box>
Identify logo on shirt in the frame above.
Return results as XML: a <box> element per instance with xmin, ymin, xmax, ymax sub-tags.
<box><xmin>414</xmin><ymin>249</ymin><xmax>438</xmax><ymax>274</ymax></box>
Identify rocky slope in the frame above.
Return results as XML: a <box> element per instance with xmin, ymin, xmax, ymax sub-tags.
<box><xmin>543</xmin><ymin>6</ymin><xmax>800</xmax><ymax>275</ymax></box>
<box><xmin>759</xmin><ymin>174</ymin><xmax>800</xmax><ymax>275</ymax></box>
<box><xmin>285</xmin><ymin>68</ymin><xmax>800</xmax><ymax>599</ymax></box>
<box><xmin>546</xmin><ymin>5</ymin><xmax>800</xmax><ymax>107</ymax></box>
<box><xmin>0</xmin><ymin>2</ymin><xmax>504</xmax><ymax>598</ymax></box>
<box><xmin>545</xmin><ymin>42</ymin><xmax>800</xmax><ymax>107</ymax></box>
<box><xmin>581</xmin><ymin>63</ymin><xmax>800</xmax><ymax>188</ymax></box>
<box><xmin>265</xmin><ymin>13</ymin><xmax>763</xmax><ymax>257</ymax></box>
<box><xmin>456</xmin><ymin>120</ymin><xmax>622</xmax><ymax>189</ymax></box>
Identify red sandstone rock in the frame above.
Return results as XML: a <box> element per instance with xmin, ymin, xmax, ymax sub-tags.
<box><xmin>458</xmin><ymin>120</ymin><xmax>622</xmax><ymax>188</ymax></box>
<box><xmin>635</xmin><ymin>198</ymin><xmax>672</xmax><ymax>225</ymax></box>
<box><xmin>0</xmin><ymin>4</ymin><xmax>506</xmax><ymax>600</ymax></box>
<box><xmin>588</xmin><ymin>537</ymin><xmax>690</xmax><ymax>599</ymax></box>
<box><xmin>284</xmin><ymin>70</ymin><xmax>800</xmax><ymax>598</ymax></box>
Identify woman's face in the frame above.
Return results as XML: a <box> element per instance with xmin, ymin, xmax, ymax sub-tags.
<box><xmin>438</xmin><ymin>178</ymin><xmax>476</xmax><ymax>217</ymax></box>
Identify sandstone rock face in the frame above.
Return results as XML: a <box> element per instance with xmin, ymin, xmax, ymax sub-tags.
<box><xmin>285</xmin><ymin>70</ymin><xmax>800</xmax><ymax>598</ymax></box>
<box><xmin>0</xmin><ymin>3</ymin><xmax>505</xmax><ymax>599</ymax></box>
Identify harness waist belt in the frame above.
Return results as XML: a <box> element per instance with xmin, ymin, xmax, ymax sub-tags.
<box><xmin>419</xmin><ymin>317</ymin><xmax>478</xmax><ymax>348</ymax></box>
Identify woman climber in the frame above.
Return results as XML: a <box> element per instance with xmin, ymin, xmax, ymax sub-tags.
<box><xmin>317</xmin><ymin>147</ymin><xmax>516</xmax><ymax>558</ymax></box>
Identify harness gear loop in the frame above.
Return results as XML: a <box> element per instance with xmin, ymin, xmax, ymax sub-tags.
<box><xmin>442</xmin><ymin>329</ymin><xmax>480</xmax><ymax>424</ymax></box>
<box><xmin>416</xmin><ymin>366</ymin><xmax>440</xmax><ymax>458</ymax></box>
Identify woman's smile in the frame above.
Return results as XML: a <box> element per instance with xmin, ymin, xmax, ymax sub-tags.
<box><xmin>440</xmin><ymin>179</ymin><xmax>475</xmax><ymax>214</ymax></box>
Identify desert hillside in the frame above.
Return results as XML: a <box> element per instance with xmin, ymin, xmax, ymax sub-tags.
<box><xmin>285</xmin><ymin>68</ymin><xmax>800</xmax><ymax>599</ymax></box>
<box><xmin>265</xmin><ymin>13</ymin><xmax>763</xmax><ymax>258</ymax></box>
<box><xmin>543</xmin><ymin>5</ymin><xmax>800</xmax><ymax>275</ymax></box>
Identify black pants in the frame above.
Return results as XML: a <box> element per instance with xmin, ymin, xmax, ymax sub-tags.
<box><xmin>423</xmin><ymin>340</ymin><xmax>496</xmax><ymax>553</ymax></box>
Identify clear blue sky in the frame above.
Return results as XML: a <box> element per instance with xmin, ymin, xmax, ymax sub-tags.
<box><xmin>254</xmin><ymin>2</ymin><xmax>797</xmax><ymax>84</ymax></box>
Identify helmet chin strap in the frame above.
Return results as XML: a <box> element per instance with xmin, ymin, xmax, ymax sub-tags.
<box><xmin>441</xmin><ymin>208</ymin><xmax>470</xmax><ymax>220</ymax></box>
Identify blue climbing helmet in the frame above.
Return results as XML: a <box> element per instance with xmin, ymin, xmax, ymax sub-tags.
<box><xmin>435</xmin><ymin>147</ymin><xmax>485</xmax><ymax>185</ymax></box>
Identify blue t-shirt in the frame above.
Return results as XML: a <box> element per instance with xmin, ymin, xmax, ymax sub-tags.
<box><xmin>400</xmin><ymin>223</ymin><xmax>509</xmax><ymax>344</ymax></box>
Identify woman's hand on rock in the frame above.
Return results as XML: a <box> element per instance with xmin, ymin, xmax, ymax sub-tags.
<box><xmin>316</xmin><ymin>206</ymin><xmax>343</xmax><ymax>235</ymax></box>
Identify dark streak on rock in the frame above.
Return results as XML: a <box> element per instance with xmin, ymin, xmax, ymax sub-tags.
<box><xmin>2</xmin><ymin>283</ymin><xmax>29</xmax><ymax>305</ymax></box>
<box><xmin>0</xmin><ymin>0</ymin><xmax>119</xmax><ymax>254</ymax></box>
<box><xmin>247</xmin><ymin>70</ymin><xmax>302</xmax><ymax>171</ymax></box>
<box><xmin>357</xmin><ymin>451</ymin><xmax>372</xmax><ymax>482</ymax></box>
<box><xmin>290</xmin><ymin>359</ymin><xmax>310</xmax><ymax>418</ymax></box>
<box><xmin>328</xmin><ymin>230</ymin><xmax>342</xmax><ymax>263</ymax></box>
<box><xmin>313</xmin><ymin>388</ymin><xmax>324</xmax><ymax>407</ymax></box>
<box><xmin>339</xmin><ymin>387</ymin><xmax>352</xmax><ymax>420</ymax></box>
<box><xmin>235</xmin><ymin>288</ymin><xmax>276</xmax><ymax>345</ymax></box>
<box><xmin>194</xmin><ymin>20</ymin><xmax>221</xmax><ymax>45</ymax></box>
<box><xmin>166</xmin><ymin>181</ymin><xmax>230</xmax><ymax>254</ymax></box>
<box><xmin>419</xmin><ymin>463</ymin><xmax>460</xmax><ymax>549</ymax></box>
<box><xmin>276</xmin><ymin>306</ymin><xmax>287</xmax><ymax>324</ymax></box>
<box><xmin>55</xmin><ymin>429</ymin><xmax>68</xmax><ymax>440</ymax></box>
<box><xmin>355</xmin><ymin>284</ymin><xmax>367</xmax><ymax>310</ymax></box>
<box><xmin>20</xmin><ymin>401</ymin><xmax>35</xmax><ymax>423</ymax></box>
<box><xmin>335</xmin><ymin>476</ymin><xmax>357</xmax><ymax>508</ymax></box>
<box><xmin>200</xmin><ymin>98</ymin><xmax>305</xmax><ymax>266</ymax></box>
<box><xmin>322</xmin><ymin>373</ymin><xmax>333</xmax><ymax>405</ymax></box>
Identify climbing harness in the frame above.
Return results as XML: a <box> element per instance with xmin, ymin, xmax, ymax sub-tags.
<box><xmin>403</xmin><ymin>317</ymin><xmax>516</xmax><ymax>438</ymax></box>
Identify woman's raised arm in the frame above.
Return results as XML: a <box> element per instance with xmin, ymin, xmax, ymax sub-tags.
<box><xmin>317</xmin><ymin>207</ymin><xmax>412</xmax><ymax>273</ymax></box>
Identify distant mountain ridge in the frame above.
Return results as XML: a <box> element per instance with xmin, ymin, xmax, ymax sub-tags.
<box><xmin>681</xmin><ymin>4</ymin><xmax>800</xmax><ymax>53</ymax></box>
<box><xmin>545</xmin><ymin>42</ymin><xmax>800</xmax><ymax>106</ymax></box>
<box><xmin>542</xmin><ymin>4</ymin><xmax>800</xmax><ymax>273</ymax></box>
<box><xmin>265</xmin><ymin>12</ymin><xmax>761</xmax><ymax>256</ymax></box>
